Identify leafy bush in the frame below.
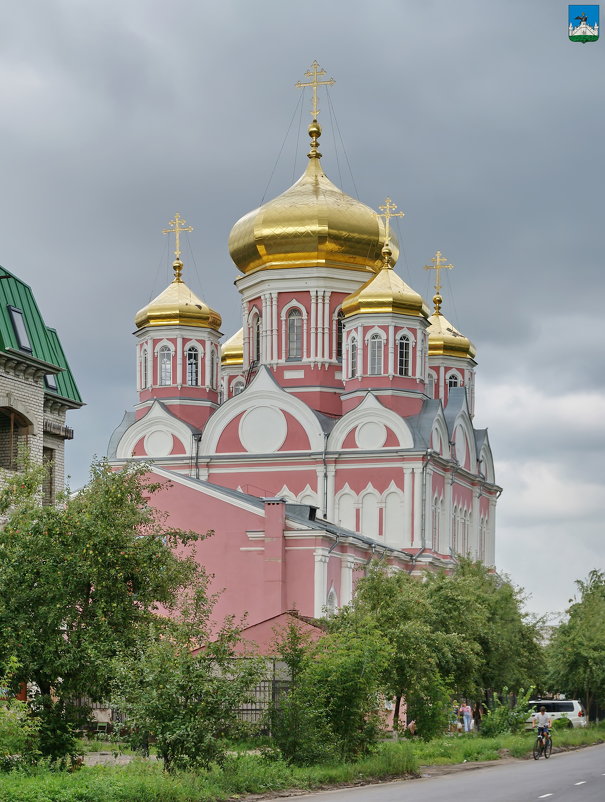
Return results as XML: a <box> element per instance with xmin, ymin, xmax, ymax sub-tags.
<box><xmin>480</xmin><ymin>687</ymin><xmax>533</xmax><ymax>737</ymax></box>
<box><xmin>0</xmin><ymin>660</ymin><xmax>40</xmax><ymax>770</ymax></box>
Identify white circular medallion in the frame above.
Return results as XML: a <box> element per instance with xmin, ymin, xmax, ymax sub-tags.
<box><xmin>144</xmin><ymin>430</ymin><xmax>174</xmax><ymax>457</ymax></box>
<box><xmin>355</xmin><ymin>421</ymin><xmax>387</xmax><ymax>450</ymax></box>
<box><xmin>239</xmin><ymin>406</ymin><xmax>287</xmax><ymax>453</ymax></box>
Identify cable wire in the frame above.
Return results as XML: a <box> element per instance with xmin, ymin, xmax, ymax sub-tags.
<box><xmin>260</xmin><ymin>92</ymin><xmax>304</xmax><ymax>205</ymax></box>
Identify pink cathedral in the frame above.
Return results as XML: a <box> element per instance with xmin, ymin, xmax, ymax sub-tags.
<box><xmin>108</xmin><ymin>101</ymin><xmax>500</xmax><ymax>633</ymax></box>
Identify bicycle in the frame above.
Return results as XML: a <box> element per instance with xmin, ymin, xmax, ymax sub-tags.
<box><xmin>533</xmin><ymin>729</ymin><xmax>552</xmax><ymax>760</ymax></box>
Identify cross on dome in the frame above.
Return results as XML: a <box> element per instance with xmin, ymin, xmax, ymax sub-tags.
<box><xmin>295</xmin><ymin>60</ymin><xmax>335</xmax><ymax>120</ymax></box>
<box><xmin>424</xmin><ymin>250</ymin><xmax>454</xmax><ymax>314</ymax></box>
<box><xmin>378</xmin><ymin>197</ymin><xmax>405</xmax><ymax>244</ymax></box>
<box><xmin>163</xmin><ymin>213</ymin><xmax>193</xmax><ymax>278</ymax></box>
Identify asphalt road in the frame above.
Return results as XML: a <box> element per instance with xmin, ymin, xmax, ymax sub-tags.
<box><xmin>300</xmin><ymin>744</ymin><xmax>605</xmax><ymax>802</ymax></box>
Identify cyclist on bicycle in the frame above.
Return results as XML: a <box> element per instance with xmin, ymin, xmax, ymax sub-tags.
<box><xmin>534</xmin><ymin>705</ymin><xmax>551</xmax><ymax>739</ymax></box>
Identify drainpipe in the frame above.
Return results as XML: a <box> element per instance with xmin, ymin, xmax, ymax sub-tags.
<box><xmin>193</xmin><ymin>433</ymin><xmax>202</xmax><ymax>480</ymax></box>
<box><xmin>420</xmin><ymin>450</ymin><xmax>431</xmax><ymax>549</ymax></box>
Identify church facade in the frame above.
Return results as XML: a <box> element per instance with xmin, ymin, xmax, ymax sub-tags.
<box><xmin>108</xmin><ymin>87</ymin><xmax>500</xmax><ymax>628</ymax></box>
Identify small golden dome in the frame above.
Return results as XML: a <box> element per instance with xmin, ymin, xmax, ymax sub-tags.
<box><xmin>342</xmin><ymin>245</ymin><xmax>428</xmax><ymax>318</ymax></box>
<box><xmin>135</xmin><ymin>260</ymin><xmax>222</xmax><ymax>331</ymax></box>
<box><xmin>427</xmin><ymin>308</ymin><xmax>476</xmax><ymax>360</ymax></box>
<box><xmin>221</xmin><ymin>328</ymin><xmax>244</xmax><ymax>365</ymax></box>
<box><xmin>228</xmin><ymin>122</ymin><xmax>397</xmax><ymax>276</ymax></box>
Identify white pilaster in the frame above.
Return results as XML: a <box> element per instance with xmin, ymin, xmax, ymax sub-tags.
<box><xmin>323</xmin><ymin>291</ymin><xmax>331</xmax><ymax>360</ymax></box>
<box><xmin>388</xmin><ymin>324</ymin><xmax>394</xmax><ymax>376</ymax></box>
<box><xmin>272</xmin><ymin>292</ymin><xmax>278</xmax><ymax>365</ymax></box>
<box><xmin>310</xmin><ymin>290</ymin><xmax>317</xmax><ymax>362</ymax></box>
<box><xmin>314</xmin><ymin>549</ymin><xmax>329</xmax><ymax>617</ymax></box>
<box><xmin>412</xmin><ymin>466</ymin><xmax>422</xmax><ymax>546</ymax></box>
<box><xmin>340</xmin><ymin>556</ymin><xmax>355</xmax><ymax>606</ymax></box>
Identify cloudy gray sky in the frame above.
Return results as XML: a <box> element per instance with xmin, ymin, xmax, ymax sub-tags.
<box><xmin>1</xmin><ymin>0</ymin><xmax>602</xmax><ymax>619</ymax></box>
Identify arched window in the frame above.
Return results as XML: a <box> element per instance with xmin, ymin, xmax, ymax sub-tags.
<box><xmin>336</xmin><ymin>310</ymin><xmax>344</xmax><ymax>361</ymax></box>
<box><xmin>232</xmin><ymin>379</ymin><xmax>244</xmax><ymax>396</ymax></box>
<box><xmin>141</xmin><ymin>349</ymin><xmax>149</xmax><ymax>389</ymax></box>
<box><xmin>427</xmin><ymin>372</ymin><xmax>436</xmax><ymax>398</ymax></box>
<box><xmin>252</xmin><ymin>314</ymin><xmax>261</xmax><ymax>363</ymax></box>
<box><xmin>159</xmin><ymin>346</ymin><xmax>172</xmax><ymax>386</ymax></box>
<box><xmin>448</xmin><ymin>372</ymin><xmax>460</xmax><ymax>388</ymax></box>
<box><xmin>186</xmin><ymin>346</ymin><xmax>199</xmax><ymax>386</ymax></box>
<box><xmin>397</xmin><ymin>335</ymin><xmax>410</xmax><ymax>376</ymax></box>
<box><xmin>287</xmin><ymin>308</ymin><xmax>303</xmax><ymax>360</ymax></box>
<box><xmin>326</xmin><ymin>587</ymin><xmax>338</xmax><ymax>616</ymax></box>
<box><xmin>349</xmin><ymin>337</ymin><xmax>358</xmax><ymax>378</ymax></box>
<box><xmin>210</xmin><ymin>348</ymin><xmax>216</xmax><ymax>389</ymax></box>
<box><xmin>369</xmin><ymin>334</ymin><xmax>383</xmax><ymax>375</ymax></box>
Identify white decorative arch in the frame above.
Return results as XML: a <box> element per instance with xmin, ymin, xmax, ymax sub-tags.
<box><xmin>153</xmin><ymin>338</ymin><xmax>175</xmax><ymax>355</ymax></box>
<box><xmin>363</xmin><ymin>325</ymin><xmax>387</xmax><ymax>343</ymax></box>
<box><xmin>479</xmin><ymin>444</ymin><xmax>495</xmax><ymax>484</ymax></box>
<box><xmin>328</xmin><ymin>394</ymin><xmax>414</xmax><ymax>451</ymax></box>
<box><xmin>326</xmin><ymin>585</ymin><xmax>338</xmax><ymax>616</ymax></box>
<box><xmin>276</xmin><ymin>484</ymin><xmax>297</xmax><ymax>502</ymax></box>
<box><xmin>382</xmin><ymin>480</ymin><xmax>404</xmax><ymax>546</ymax></box>
<box><xmin>115</xmin><ymin>400</ymin><xmax>193</xmax><ymax>459</ymax></box>
<box><xmin>280</xmin><ymin>299</ymin><xmax>308</xmax><ymax>320</ymax></box>
<box><xmin>335</xmin><ymin>483</ymin><xmax>357</xmax><ymax>531</ymax></box>
<box><xmin>360</xmin><ymin>482</ymin><xmax>380</xmax><ymax>538</ymax></box>
<box><xmin>430</xmin><ymin>415</ymin><xmax>449</xmax><ymax>457</ymax></box>
<box><xmin>298</xmin><ymin>484</ymin><xmax>318</xmax><ymax>506</ymax></box>
<box><xmin>184</xmin><ymin>339</ymin><xmax>204</xmax><ymax>355</ymax></box>
<box><xmin>395</xmin><ymin>327</ymin><xmax>416</xmax><ymax>346</ymax></box>
<box><xmin>446</xmin><ymin>368</ymin><xmax>462</xmax><ymax>388</ymax></box>
<box><xmin>200</xmin><ymin>367</ymin><xmax>325</xmax><ymax>455</ymax></box>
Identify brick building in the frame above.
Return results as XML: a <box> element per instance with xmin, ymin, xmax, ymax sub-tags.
<box><xmin>0</xmin><ymin>267</ymin><xmax>82</xmax><ymax>501</ymax></box>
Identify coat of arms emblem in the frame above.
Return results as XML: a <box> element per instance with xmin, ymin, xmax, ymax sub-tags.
<box><xmin>568</xmin><ymin>5</ymin><xmax>599</xmax><ymax>42</ymax></box>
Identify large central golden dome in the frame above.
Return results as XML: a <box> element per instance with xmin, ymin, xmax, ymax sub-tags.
<box><xmin>228</xmin><ymin>122</ymin><xmax>397</xmax><ymax>275</ymax></box>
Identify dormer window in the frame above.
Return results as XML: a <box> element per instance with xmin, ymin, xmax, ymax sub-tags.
<box><xmin>448</xmin><ymin>373</ymin><xmax>460</xmax><ymax>388</ymax></box>
<box><xmin>45</xmin><ymin>374</ymin><xmax>58</xmax><ymax>391</ymax></box>
<box><xmin>8</xmin><ymin>306</ymin><xmax>32</xmax><ymax>352</ymax></box>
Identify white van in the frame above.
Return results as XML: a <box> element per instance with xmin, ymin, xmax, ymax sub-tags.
<box><xmin>526</xmin><ymin>699</ymin><xmax>587</xmax><ymax>729</ymax></box>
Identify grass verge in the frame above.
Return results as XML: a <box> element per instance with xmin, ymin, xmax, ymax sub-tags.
<box><xmin>1</xmin><ymin>724</ymin><xmax>603</xmax><ymax>802</ymax></box>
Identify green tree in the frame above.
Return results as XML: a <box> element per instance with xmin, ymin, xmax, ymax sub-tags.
<box><xmin>112</xmin><ymin>619</ymin><xmax>262</xmax><ymax>772</ymax></box>
<box><xmin>0</xmin><ymin>458</ymin><xmax>208</xmax><ymax>759</ymax></box>
<box><xmin>0</xmin><ymin>658</ymin><xmax>40</xmax><ymax>770</ymax></box>
<box><xmin>272</xmin><ymin>621</ymin><xmax>391</xmax><ymax>763</ymax></box>
<box><xmin>547</xmin><ymin>570</ymin><xmax>605</xmax><ymax>718</ymax></box>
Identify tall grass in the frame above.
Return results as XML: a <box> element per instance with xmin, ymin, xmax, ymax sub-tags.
<box><xmin>1</xmin><ymin>724</ymin><xmax>603</xmax><ymax>802</ymax></box>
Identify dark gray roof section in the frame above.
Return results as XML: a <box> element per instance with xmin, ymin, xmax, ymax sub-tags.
<box><xmin>405</xmin><ymin>398</ymin><xmax>442</xmax><ymax>449</ymax></box>
<box><xmin>443</xmin><ymin>386</ymin><xmax>469</xmax><ymax>436</ymax></box>
<box><xmin>106</xmin><ymin>410</ymin><xmax>136</xmax><ymax>459</ymax></box>
<box><xmin>474</xmin><ymin>428</ymin><xmax>488</xmax><ymax>454</ymax></box>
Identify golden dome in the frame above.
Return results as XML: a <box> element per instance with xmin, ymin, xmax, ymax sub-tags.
<box><xmin>221</xmin><ymin>328</ymin><xmax>243</xmax><ymax>365</ymax></box>
<box><xmin>135</xmin><ymin>260</ymin><xmax>222</xmax><ymax>331</ymax></box>
<box><xmin>342</xmin><ymin>245</ymin><xmax>429</xmax><ymax>318</ymax></box>
<box><xmin>228</xmin><ymin>122</ymin><xmax>397</xmax><ymax>275</ymax></box>
<box><xmin>427</xmin><ymin>294</ymin><xmax>476</xmax><ymax>359</ymax></box>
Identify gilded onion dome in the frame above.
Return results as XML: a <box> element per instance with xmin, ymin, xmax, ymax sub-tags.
<box><xmin>221</xmin><ymin>328</ymin><xmax>244</xmax><ymax>365</ymax></box>
<box><xmin>427</xmin><ymin>293</ymin><xmax>476</xmax><ymax>359</ymax></box>
<box><xmin>135</xmin><ymin>259</ymin><xmax>222</xmax><ymax>331</ymax></box>
<box><xmin>342</xmin><ymin>244</ymin><xmax>429</xmax><ymax>318</ymax></box>
<box><xmin>228</xmin><ymin>121</ymin><xmax>398</xmax><ymax>275</ymax></box>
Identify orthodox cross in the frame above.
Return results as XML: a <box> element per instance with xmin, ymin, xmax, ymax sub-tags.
<box><xmin>424</xmin><ymin>250</ymin><xmax>454</xmax><ymax>296</ymax></box>
<box><xmin>378</xmin><ymin>197</ymin><xmax>405</xmax><ymax>243</ymax></box>
<box><xmin>295</xmin><ymin>60</ymin><xmax>335</xmax><ymax>119</ymax></box>
<box><xmin>163</xmin><ymin>213</ymin><xmax>193</xmax><ymax>261</ymax></box>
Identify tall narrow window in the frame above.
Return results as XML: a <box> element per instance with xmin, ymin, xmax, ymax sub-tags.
<box><xmin>427</xmin><ymin>372</ymin><xmax>435</xmax><ymax>397</ymax></box>
<box><xmin>350</xmin><ymin>337</ymin><xmax>358</xmax><ymax>378</ymax></box>
<box><xmin>397</xmin><ymin>336</ymin><xmax>410</xmax><ymax>376</ymax></box>
<box><xmin>252</xmin><ymin>314</ymin><xmax>261</xmax><ymax>363</ymax></box>
<box><xmin>210</xmin><ymin>348</ymin><xmax>216</xmax><ymax>389</ymax></box>
<box><xmin>186</xmin><ymin>346</ymin><xmax>199</xmax><ymax>386</ymax></box>
<box><xmin>369</xmin><ymin>334</ymin><xmax>383</xmax><ymax>375</ymax></box>
<box><xmin>142</xmin><ymin>349</ymin><xmax>149</xmax><ymax>389</ymax></box>
<box><xmin>8</xmin><ymin>306</ymin><xmax>32</xmax><ymax>352</ymax></box>
<box><xmin>287</xmin><ymin>308</ymin><xmax>303</xmax><ymax>360</ymax></box>
<box><xmin>336</xmin><ymin>310</ymin><xmax>344</xmax><ymax>361</ymax></box>
<box><xmin>448</xmin><ymin>373</ymin><xmax>460</xmax><ymax>388</ymax></box>
<box><xmin>159</xmin><ymin>346</ymin><xmax>172</xmax><ymax>386</ymax></box>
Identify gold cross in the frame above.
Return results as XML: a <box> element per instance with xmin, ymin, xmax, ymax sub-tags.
<box><xmin>295</xmin><ymin>60</ymin><xmax>335</xmax><ymax>119</ymax></box>
<box><xmin>162</xmin><ymin>213</ymin><xmax>193</xmax><ymax>261</ymax></box>
<box><xmin>424</xmin><ymin>250</ymin><xmax>454</xmax><ymax>296</ymax></box>
<box><xmin>378</xmin><ymin>197</ymin><xmax>405</xmax><ymax>243</ymax></box>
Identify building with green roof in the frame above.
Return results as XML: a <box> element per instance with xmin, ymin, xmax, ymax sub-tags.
<box><xmin>0</xmin><ymin>266</ymin><xmax>82</xmax><ymax>502</ymax></box>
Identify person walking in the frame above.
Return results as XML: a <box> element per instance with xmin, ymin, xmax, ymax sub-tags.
<box><xmin>460</xmin><ymin>701</ymin><xmax>472</xmax><ymax>733</ymax></box>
